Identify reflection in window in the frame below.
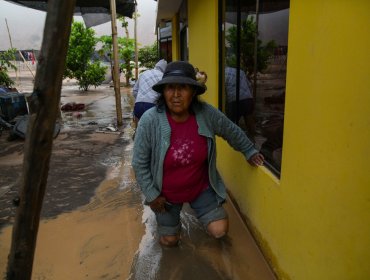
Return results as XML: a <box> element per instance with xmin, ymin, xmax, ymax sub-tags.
<box><xmin>224</xmin><ymin>66</ymin><xmax>255</xmax><ymax>137</ymax></box>
<box><xmin>158</xmin><ymin>22</ymin><xmax>172</xmax><ymax>61</ymax></box>
<box><xmin>222</xmin><ymin>0</ymin><xmax>289</xmax><ymax>177</ymax></box>
<box><xmin>179</xmin><ymin>0</ymin><xmax>189</xmax><ymax>61</ymax></box>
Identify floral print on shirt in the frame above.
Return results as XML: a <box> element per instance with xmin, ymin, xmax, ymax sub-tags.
<box><xmin>170</xmin><ymin>138</ymin><xmax>195</xmax><ymax>166</ymax></box>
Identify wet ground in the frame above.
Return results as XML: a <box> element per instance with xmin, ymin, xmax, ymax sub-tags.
<box><xmin>0</xmin><ymin>69</ymin><xmax>276</xmax><ymax>279</ymax></box>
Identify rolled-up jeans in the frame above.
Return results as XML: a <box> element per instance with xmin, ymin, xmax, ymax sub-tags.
<box><xmin>155</xmin><ymin>187</ymin><xmax>228</xmax><ymax>236</ymax></box>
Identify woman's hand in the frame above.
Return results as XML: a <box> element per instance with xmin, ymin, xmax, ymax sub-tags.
<box><xmin>247</xmin><ymin>153</ymin><xmax>264</xmax><ymax>166</ymax></box>
<box><xmin>149</xmin><ymin>196</ymin><xmax>166</xmax><ymax>213</ymax></box>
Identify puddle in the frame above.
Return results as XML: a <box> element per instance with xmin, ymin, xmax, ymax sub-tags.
<box><xmin>128</xmin><ymin>206</ymin><xmax>162</xmax><ymax>280</ymax></box>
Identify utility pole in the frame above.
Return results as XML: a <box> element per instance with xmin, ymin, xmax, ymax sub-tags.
<box><xmin>110</xmin><ymin>0</ymin><xmax>123</xmax><ymax>126</ymax></box>
<box><xmin>18</xmin><ymin>50</ymin><xmax>35</xmax><ymax>79</ymax></box>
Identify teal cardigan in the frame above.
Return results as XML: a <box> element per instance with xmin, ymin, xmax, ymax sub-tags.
<box><xmin>131</xmin><ymin>102</ymin><xmax>258</xmax><ymax>203</ymax></box>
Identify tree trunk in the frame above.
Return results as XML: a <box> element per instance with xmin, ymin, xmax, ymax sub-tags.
<box><xmin>6</xmin><ymin>1</ymin><xmax>76</xmax><ymax>279</ymax></box>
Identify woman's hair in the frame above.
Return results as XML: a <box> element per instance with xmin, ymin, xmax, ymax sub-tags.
<box><xmin>155</xmin><ymin>86</ymin><xmax>201</xmax><ymax>113</ymax></box>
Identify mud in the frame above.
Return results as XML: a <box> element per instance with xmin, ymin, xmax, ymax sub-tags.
<box><xmin>0</xmin><ymin>69</ymin><xmax>276</xmax><ymax>279</ymax></box>
<box><xmin>0</xmin><ymin>77</ymin><xmax>135</xmax><ymax>227</ymax></box>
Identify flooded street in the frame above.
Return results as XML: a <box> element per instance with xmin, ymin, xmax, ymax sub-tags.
<box><xmin>0</xmin><ymin>70</ymin><xmax>275</xmax><ymax>279</ymax></box>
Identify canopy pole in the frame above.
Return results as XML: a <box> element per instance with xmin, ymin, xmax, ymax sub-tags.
<box><xmin>18</xmin><ymin>50</ymin><xmax>35</xmax><ymax>79</ymax></box>
<box><xmin>5</xmin><ymin>18</ymin><xmax>19</xmax><ymax>87</ymax></box>
<box><xmin>110</xmin><ymin>0</ymin><xmax>123</xmax><ymax>127</ymax></box>
<box><xmin>134</xmin><ymin>2</ymin><xmax>138</xmax><ymax>80</ymax></box>
<box><xmin>6</xmin><ymin>1</ymin><xmax>76</xmax><ymax>279</ymax></box>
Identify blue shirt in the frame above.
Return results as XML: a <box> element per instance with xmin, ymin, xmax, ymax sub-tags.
<box><xmin>225</xmin><ymin>67</ymin><xmax>253</xmax><ymax>102</ymax></box>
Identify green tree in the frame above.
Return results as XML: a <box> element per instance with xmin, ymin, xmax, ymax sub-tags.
<box><xmin>97</xmin><ymin>17</ymin><xmax>136</xmax><ymax>87</ymax></box>
<box><xmin>97</xmin><ymin>34</ymin><xmax>114</xmax><ymax>73</ymax></box>
<box><xmin>118</xmin><ymin>15</ymin><xmax>136</xmax><ymax>86</ymax></box>
<box><xmin>65</xmin><ymin>21</ymin><xmax>107</xmax><ymax>91</ymax></box>
<box><xmin>118</xmin><ymin>37</ymin><xmax>135</xmax><ymax>86</ymax></box>
<box><xmin>0</xmin><ymin>48</ymin><xmax>17</xmax><ymax>88</ymax></box>
<box><xmin>226</xmin><ymin>17</ymin><xmax>276</xmax><ymax>78</ymax></box>
<box><xmin>138</xmin><ymin>42</ymin><xmax>159</xmax><ymax>69</ymax></box>
<box><xmin>77</xmin><ymin>61</ymin><xmax>107</xmax><ymax>91</ymax></box>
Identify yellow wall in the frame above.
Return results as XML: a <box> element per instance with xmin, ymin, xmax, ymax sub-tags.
<box><xmin>186</xmin><ymin>0</ymin><xmax>370</xmax><ymax>279</ymax></box>
<box><xmin>187</xmin><ymin>0</ymin><xmax>219</xmax><ymax>107</ymax></box>
<box><xmin>219</xmin><ymin>1</ymin><xmax>370</xmax><ymax>279</ymax></box>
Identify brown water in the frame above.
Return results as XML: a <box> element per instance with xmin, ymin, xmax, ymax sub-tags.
<box><xmin>0</xmin><ymin>69</ymin><xmax>275</xmax><ymax>279</ymax></box>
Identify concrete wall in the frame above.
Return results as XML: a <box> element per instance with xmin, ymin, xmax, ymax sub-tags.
<box><xmin>187</xmin><ymin>0</ymin><xmax>219</xmax><ymax>107</ymax></box>
<box><xmin>220</xmin><ymin>1</ymin><xmax>370</xmax><ymax>279</ymax></box>
<box><xmin>182</xmin><ymin>0</ymin><xmax>370</xmax><ymax>279</ymax></box>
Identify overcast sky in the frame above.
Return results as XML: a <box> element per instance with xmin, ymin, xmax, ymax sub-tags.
<box><xmin>0</xmin><ymin>0</ymin><xmax>157</xmax><ymax>51</ymax></box>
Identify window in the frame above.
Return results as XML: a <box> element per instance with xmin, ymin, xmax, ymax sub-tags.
<box><xmin>158</xmin><ymin>22</ymin><xmax>172</xmax><ymax>61</ymax></box>
<box><xmin>220</xmin><ymin>0</ymin><xmax>289</xmax><ymax>177</ymax></box>
<box><xmin>180</xmin><ymin>25</ymin><xmax>188</xmax><ymax>61</ymax></box>
<box><xmin>179</xmin><ymin>0</ymin><xmax>189</xmax><ymax>61</ymax></box>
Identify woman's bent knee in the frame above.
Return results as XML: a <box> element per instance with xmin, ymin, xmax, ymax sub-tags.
<box><xmin>159</xmin><ymin>235</ymin><xmax>180</xmax><ymax>247</ymax></box>
<box><xmin>207</xmin><ymin>219</ymin><xmax>229</xmax><ymax>239</ymax></box>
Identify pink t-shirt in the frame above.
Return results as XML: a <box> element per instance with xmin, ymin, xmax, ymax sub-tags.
<box><xmin>162</xmin><ymin>112</ymin><xmax>209</xmax><ymax>203</ymax></box>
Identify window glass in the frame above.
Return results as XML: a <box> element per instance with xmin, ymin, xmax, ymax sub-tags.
<box><xmin>179</xmin><ymin>0</ymin><xmax>189</xmax><ymax>61</ymax></box>
<box><xmin>159</xmin><ymin>22</ymin><xmax>172</xmax><ymax>61</ymax></box>
<box><xmin>223</xmin><ymin>0</ymin><xmax>289</xmax><ymax>177</ymax></box>
<box><xmin>180</xmin><ymin>26</ymin><xmax>188</xmax><ymax>61</ymax></box>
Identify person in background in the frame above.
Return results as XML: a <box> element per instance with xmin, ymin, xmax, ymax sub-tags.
<box><xmin>132</xmin><ymin>59</ymin><xmax>167</xmax><ymax>127</ymax></box>
<box><xmin>225</xmin><ymin>66</ymin><xmax>255</xmax><ymax>138</ymax></box>
<box><xmin>132</xmin><ymin>61</ymin><xmax>264</xmax><ymax>247</ymax></box>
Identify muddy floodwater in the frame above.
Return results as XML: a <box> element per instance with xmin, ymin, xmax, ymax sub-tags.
<box><xmin>0</xmin><ymin>70</ymin><xmax>275</xmax><ymax>279</ymax></box>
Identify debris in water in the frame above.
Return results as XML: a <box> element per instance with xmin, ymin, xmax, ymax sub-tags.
<box><xmin>95</xmin><ymin>124</ymin><xmax>120</xmax><ymax>134</ymax></box>
<box><xmin>61</xmin><ymin>102</ymin><xmax>85</xmax><ymax>111</ymax></box>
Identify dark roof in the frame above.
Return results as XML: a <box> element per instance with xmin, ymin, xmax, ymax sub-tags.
<box><xmin>6</xmin><ymin>0</ymin><xmax>136</xmax><ymax>26</ymax></box>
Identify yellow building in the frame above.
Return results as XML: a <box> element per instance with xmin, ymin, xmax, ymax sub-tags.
<box><xmin>155</xmin><ymin>0</ymin><xmax>370</xmax><ymax>279</ymax></box>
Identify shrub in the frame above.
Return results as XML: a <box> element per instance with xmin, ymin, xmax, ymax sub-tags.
<box><xmin>65</xmin><ymin>21</ymin><xmax>106</xmax><ymax>91</ymax></box>
<box><xmin>0</xmin><ymin>48</ymin><xmax>17</xmax><ymax>88</ymax></box>
<box><xmin>78</xmin><ymin>62</ymin><xmax>107</xmax><ymax>91</ymax></box>
<box><xmin>138</xmin><ymin>42</ymin><xmax>158</xmax><ymax>69</ymax></box>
